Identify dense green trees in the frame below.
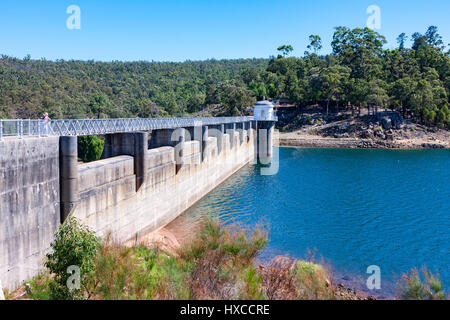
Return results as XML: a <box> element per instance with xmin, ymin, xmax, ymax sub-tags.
<box><xmin>0</xmin><ymin>25</ymin><xmax>448</xmax><ymax>128</ymax></box>
<box><xmin>0</xmin><ymin>58</ymin><xmax>265</xmax><ymax>119</ymax></box>
<box><xmin>244</xmin><ymin>26</ymin><xmax>450</xmax><ymax>128</ymax></box>
<box><xmin>205</xmin><ymin>81</ymin><xmax>256</xmax><ymax>116</ymax></box>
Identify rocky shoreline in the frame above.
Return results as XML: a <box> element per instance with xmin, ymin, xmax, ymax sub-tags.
<box><xmin>276</xmin><ymin>112</ymin><xmax>450</xmax><ymax>150</ymax></box>
<box><xmin>278</xmin><ymin>136</ymin><xmax>449</xmax><ymax>149</ymax></box>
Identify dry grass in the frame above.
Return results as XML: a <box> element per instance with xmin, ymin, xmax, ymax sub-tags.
<box><xmin>87</xmin><ymin>238</ymin><xmax>191</xmax><ymax>300</ymax></box>
<box><xmin>23</xmin><ymin>218</ymin><xmax>373</xmax><ymax>300</ymax></box>
<box><xmin>260</xmin><ymin>257</ymin><xmax>298</xmax><ymax>300</ymax></box>
<box><xmin>178</xmin><ymin>218</ymin><xmax>268</xmax><ymax>299</ymax></box>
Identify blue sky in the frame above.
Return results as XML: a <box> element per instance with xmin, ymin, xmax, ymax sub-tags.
<box><xmin>0</xmin><ymin>0</ymin><xmax>449</xmax><ymax>62</ymax></box>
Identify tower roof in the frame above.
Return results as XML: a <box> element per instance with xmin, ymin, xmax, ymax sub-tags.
<box><xmin>254</xmin><ymin>100</ymin><xmax>274</xmax><ymax>108</ymax></box>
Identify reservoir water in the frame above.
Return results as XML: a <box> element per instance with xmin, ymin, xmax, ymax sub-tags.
<box><xmin>176</xmin><ymin>147</ymin><xmax>450</xmax><ymax>297</ymax></box>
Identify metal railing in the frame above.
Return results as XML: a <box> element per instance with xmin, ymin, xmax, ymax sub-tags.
<box><xmin>0</xmin><ymin>117</ymin><xmax>256</xmax><ymax>140</ymax></box>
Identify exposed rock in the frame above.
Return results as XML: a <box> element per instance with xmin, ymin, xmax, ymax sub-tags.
<box><xmin>381</xmin><ymin>117</ymin><xmax>392</xmax><ymax>130</ymax></box>
<box><xmin>277</xmin><ymin>110</ymin><xmax>450</xmax><ymax>150</ymax></box>
<box><xmin>376</xmin><ymin>111</ymin><xmax>404</xmax><ymax>129</ymax></box>
<box><xmin>385</xmin><ymin>133</ymin><xmax>393</xmax><ymax>141</ymax></box>
<box><xmin>361</xmin><ymin>129</ymin><xmax>373</xmax><ymax>138</ymax></box>
<box><xmin>25</xmin><ymin>283</ymin><xmax>32</xmax><ymax>295</ymax></box>
<box><xmin>374</xmin><ymin>127</ymin><xmax>385</xmax><ymax>139</ymax></box>
<box><xmin>421</xmin><ymin>143</ymin><xmax>445</xmax><ymax>149</ymax></box>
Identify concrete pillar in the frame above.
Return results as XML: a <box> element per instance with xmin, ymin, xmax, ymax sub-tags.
<box><xmin>217</xmin><ymin>124</ymin><xmax>224</xmax><ymax>154</ymax></box>
<box><xmin>202</xmin><ymin>125</ymin><xmax>208</xmax><ymax>162</ymax></box>
<box><xmin>186</xmin><ymin>124</ymin><xmax>208</xmax><ymax>162</ymax></box>
<box><xmin>226</xmin><ymin>123</ymin><xmax>236</xmax><ymax>149</ymax></box>
<box><xmin>133</xmin><ymin>132</ymin><xmax>148</xmax><ymax>190</ymax></box>
<box><xmin>238</xmin><ymin>122</ymin><xmax>244</xmax><ymax>145</ymax></box>
<box><xmin>101</xmin><ymin>134</ymin><xmax>113</xmax><ymax>159</ymax></box>
<box><xmin>267</xmin><ymin>122</ymin><xmax>274</xmax><ymax>158</ymax></box>
<box><xmin>243</xmin><ymin>122</ymin><xmax>249</xmax><ymax>143</ymax></box>
<box><xmin>174</xmin><ymin>128</ymin><xmax>185</xmax><ymax>172</ymax></box>
<box><xmin>59</xmin><ymin>136</ymin><xmax>78</xmax><ymax>223</ymax></box>
<box><xmin>256</xmin><ymin>121</ymin><xmax>274</xmax><ymax>165</ymax></box>
<box><xmin>253</xmin><ymin>121</ymin><xmax>258</xmax><ymax>158</ymax></box>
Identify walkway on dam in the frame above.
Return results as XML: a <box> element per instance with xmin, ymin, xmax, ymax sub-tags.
<box><xmin>0</xmin><ymin>116</ymin><xmax>255</xmax><ymax>139</ymax></box>
<box><xmin>0</xmin><ymin>113</ymin><xmax>278</xmax><ymax>291</ymax></box>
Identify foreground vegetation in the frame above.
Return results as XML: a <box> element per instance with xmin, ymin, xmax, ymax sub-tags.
<box><xmin>15</xmin><ymin>217</ymin><xmax>447</xmax><ymax>300</ymax></box>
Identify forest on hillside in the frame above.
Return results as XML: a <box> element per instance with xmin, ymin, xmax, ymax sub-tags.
<box><xmin>1</xmin><ymin>25</ymin><xmax>449</xmax><ymax>128</ymax></box>
<box><xmin>0</xmin><ymin>58</ymin><xmax>265</xmax><ymax>119</ymax></box>
<box><xmin>246</xmin><ymin>26</ymin><xmax>450</xmax><ymax>128</ymax></box>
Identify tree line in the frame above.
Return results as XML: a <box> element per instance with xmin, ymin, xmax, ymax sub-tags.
<box><xmin>245</xmin><ymin>26</ymin><xmax>450</xmax><ymax>128</ymax></box>
<box><xmin>0</xmin><ymin>57</ymin><xmax>264</xmax><ymax>119</ymax></box>
<box><xmin>1</xmin><ymin>25</ymin><xmax>449</xmax><ymax>128</ymax></box>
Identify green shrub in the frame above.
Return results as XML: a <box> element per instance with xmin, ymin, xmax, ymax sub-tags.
<box><xmin>398</xmin><ymin>268</ymin><xmax>447</xmax><ymax>300</ymax></box>
<box><xmin>294</xmin><ymin>261</ymin><xmax>335</xmax><ymax>300</ymax></box>
<box><xmin>27</xmin><ymin>274</ymin><xmax>52</xmax><ymax>300</ymax></box>
<box><xmin>45</xmin><ymin>217</ymin><xmax>100</xmax><ymax>300</ymax></box>
<box><xmin>179</xmin><ymin>218</ymin><xmax>267</xmax><ymax>264</ymax></box>
<box><xmin>179</xmin><ymin>218</ymin><xmax>268</xmax><ymax>299</ymax></box>
<box><xmin>241</xmin><ymin>266</ymin><xmax>265</xmax><ymax>299</ymax></box>
<box><xmin>78</xmin><ymin>136</ymin><xmax>105</xmax><ymax>163</ymax></box>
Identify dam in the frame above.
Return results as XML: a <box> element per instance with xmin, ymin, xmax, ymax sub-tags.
<box><xmin>0</xmin><ymin>114</ymin><xmax>276</xmax><ymax>291</ymax></box>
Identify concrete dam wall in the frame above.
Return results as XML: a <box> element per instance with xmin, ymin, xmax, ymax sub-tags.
<box><xmin>0</xmin><ymin>123</ymin><xmax>259</xmax><ymax>291</ymax></box>
<box><xmin>74</xmin><ymin>129</ymin><xmax>254</xmax><ymax>242</ymax></box>
<box><xmin>0</xmin><ymin>137</ymin><xmax>61</xmax><ymax>291</ymax></box>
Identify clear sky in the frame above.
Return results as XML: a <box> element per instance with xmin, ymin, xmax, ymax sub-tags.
<box><xmin>0</xmin><ymin>0</ymin><xmax>449</xmax><ymax>62</ymax></box>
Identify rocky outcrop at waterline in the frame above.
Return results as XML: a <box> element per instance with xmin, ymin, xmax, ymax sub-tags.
<box><xmin>277</xmin><ymin>112</ymin><xmax>450</xmax><ymax>149</ymax></box>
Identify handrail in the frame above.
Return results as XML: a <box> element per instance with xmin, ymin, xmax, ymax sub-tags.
<box><xmin>0</xmin><ymin>116</ymin><xmax>256</xmax><ymax>139</ymax></box>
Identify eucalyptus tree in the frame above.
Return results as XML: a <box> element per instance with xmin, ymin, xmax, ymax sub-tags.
<box><xmin>277</xmin><ymin>45</ymin><xmax>294</xmax><ymax>58</ymax></box>
<box><xmin>411</xmin><ymin>79</ymin><xmax>435</xmax><ymax>122</ymax></box>
<box><xmin>425</xmin><ymin>26</ymin><xmax>444</xmax><ymax>50</ymax></box>
<box><xmin>306</xmin><ymin>35</ymin><xmax>323</xmax><ymax>55</ymax></box>
<box><xmin>346</xmin><ymin>78</ymin><xmax>369</xmax><ymax>116</ymax></box>
<box><xmin>365</xmin><ymin>79</ymin><xmax>389</xmax><ymax>114</ymax></box>
<box><xmin>397</xmin><ymin>33</ymin><xmax>408</xmax><ymax>51</ymax></box>
<box><xmin>390</xmin><ymin>78</ymin><xmax>416</xmax><ymax>116</ymax></box>
<box><xmin>331</xmin><ymin>27</ymin><xmax>386</xmax><ymax>80</ymax></box>
<box><xmin>319</xmin><ymin>65</ymin><xmax>351</xmax><ymax>115</ymax></box>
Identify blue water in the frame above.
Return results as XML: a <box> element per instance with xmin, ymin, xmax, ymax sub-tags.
<box><xmin>180</xmin><ymin>147</ymin><xmax>450</xmax><ymax>297</ymax></box>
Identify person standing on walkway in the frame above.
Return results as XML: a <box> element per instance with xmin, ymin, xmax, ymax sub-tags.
<box><xmin>40</xmin><ymin>112</ymin><xmax>51</xmax><ymax>135</ymax></box>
